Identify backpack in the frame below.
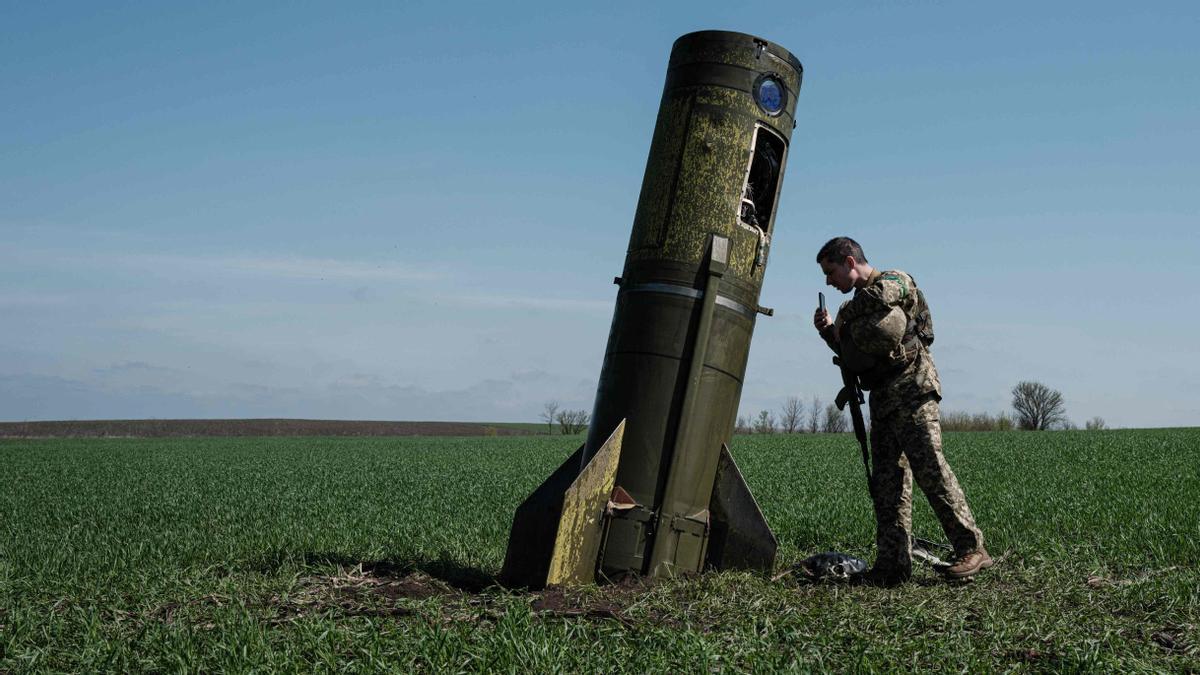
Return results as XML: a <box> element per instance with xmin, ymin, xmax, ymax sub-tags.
<box><xmin>908</xmin><ymin>282</ymin><xmax>934</xmax><ymax>348</ymax></box>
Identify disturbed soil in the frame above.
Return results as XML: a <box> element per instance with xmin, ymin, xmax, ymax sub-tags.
<box><xmin>260</xmin><ymin>566</ymin><xmax>660</xmax><ymax>629</ymax></box>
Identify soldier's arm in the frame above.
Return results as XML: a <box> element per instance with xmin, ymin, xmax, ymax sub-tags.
<box><xmin>814</xmin><ymin>305</ymin><xmax>845</xmax><ymax>353</ymax></box>
<box><xmin>820</xmin><ymin>324</ymin><xmax>839</xmax><ymax>353</ymax></box>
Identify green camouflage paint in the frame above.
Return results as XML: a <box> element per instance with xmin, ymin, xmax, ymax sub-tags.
<box><xmin>502</xmin><ymin>31</ymin><xmax>803</xmax><ymax>587</ymax></box>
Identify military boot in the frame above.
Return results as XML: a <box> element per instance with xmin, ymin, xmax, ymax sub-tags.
<box><xmin>852</xmin><ymin>565</ymin><xmax>911</xmax><ymax>587</ymax></box>
<box><xmin>938</xmin><ymin>550</ymin><xmax>993</xmax><ymax>579</ymax></box>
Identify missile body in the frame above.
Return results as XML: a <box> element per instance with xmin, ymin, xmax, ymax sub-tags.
<box><xmin>502</xmin><ymin>31</ymin><xmax>802</xmax><ymax>587</ymax></box>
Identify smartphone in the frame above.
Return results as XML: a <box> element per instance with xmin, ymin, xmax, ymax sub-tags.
<box><xmin>818</xmin><ymin>292</ymin><xmax>826</xmax><ymax>313</ymax></box>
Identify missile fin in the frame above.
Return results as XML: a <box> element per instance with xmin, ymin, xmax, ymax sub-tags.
<box><xmin>546</xmin><ymin>420</ymin><xmax>625</xmax><ymax>585</ymax></box>
<box><xmin>499</xmin><ymin>420</ymin><xmax>625</xmax><ymax>589</ymax></box>
<box><xmin>705</xmin><ymin>443</ymin><xmax>777</xmax><ymax>573</ymax></box>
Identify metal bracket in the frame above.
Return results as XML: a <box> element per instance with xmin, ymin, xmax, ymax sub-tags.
<box><xmin>670</xmin><ymin>509</ymin><xmax>710</xmax><ymax>537</ymax></box>
<box><xmin>755</xmin><ymin>229</ymin><xmax>770</xmax><ymax>269</ymax></box>
<box><xmin>709</xmin><ymin>234</ymin><xmax>729</xmax><ymax>273</ymax></box>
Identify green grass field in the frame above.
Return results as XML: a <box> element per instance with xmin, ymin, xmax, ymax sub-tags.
<box><xmin>2</xmin><ymin>429</ymin><xmax>1197</xmax><ymax>672</ymax></box>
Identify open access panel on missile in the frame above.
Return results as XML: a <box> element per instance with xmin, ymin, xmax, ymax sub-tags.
<box><xmin>502</xmin><ymin>30</ymin><xmax>803</xmax><ymax>588</ymax></box>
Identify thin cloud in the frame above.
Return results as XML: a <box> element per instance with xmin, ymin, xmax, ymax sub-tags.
<box><xmin>132</xmin><ymin>253</ymin><xmax>445</xmax><ymax>282</ymax></box>
<box><xmin>1</xmin><ymin>246</ymin><xmax>444</xmax><ymax>283</ymax></box>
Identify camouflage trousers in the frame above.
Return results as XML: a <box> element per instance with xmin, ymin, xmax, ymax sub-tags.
<box><xmin>868</xmin><ymin>394</ymin><xmax>983</xmax><ymax>572</ymax></box>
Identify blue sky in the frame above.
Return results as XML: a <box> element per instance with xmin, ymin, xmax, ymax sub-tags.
<box><xmin>2</xmin><ymin>1</ymin><xmax>1197</xmax><ymax>427</ymax></box>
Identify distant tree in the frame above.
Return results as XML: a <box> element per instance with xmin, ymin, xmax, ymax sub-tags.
<box><xmin>822</xmin><ymin>403</ymin><xmax>848</xmax><ymax>433</ymax></box>
<box><xmin>556</xmin><ymin>409</ymin><xmax>590</xmax><ymax>435</ymax></box>
<box><xmin>807</xmin><ymin>396</ymin><xmax>822</xmax><ymax>434</ymax></box>
<box><xmin>1011</xmin><ymin>381</ymin><xmax>1067</xmax><ymax>431</ymax></box>
<box><xmin>541</xmin><ymin>401</ymin><xmax>560</xmax><ymax>435</ymax></box>
<box><xmin>940</xmin><ymin>410</ymin><xmax>972</xmax><ymax>432</ymax></box>
<box><xmin>735</xmin><ymin>415</ymin><xmax>750</xmax><ymax>435</ymax></box>
<box><xmin>573</xmin><ymin>409</ymin><xmax>590</xmax><ymax>434</ymax></box>
<box><xmin>753</xmin><ymin>410</ymin><xmax>776</xmax><ymax>434</ymax></box>
<box><xmin>939</xmin><ymin>410</ymin><xmax>1019</xmax><ymax>432</ymax></box>
<box><xmin>780</xmin><ymin>396</ymin><xmax>803</xmax><ymax>434</ymax></box>
<box><xmin>1085</xmin><ymin>416</ymin><xmax>1107</xmax><ymax>431</ymax></box>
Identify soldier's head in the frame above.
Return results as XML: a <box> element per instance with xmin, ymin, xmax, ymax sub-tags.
<box><xmin>816</xmin><ymin>237</ymin><xmax>872</xmax><ymax>294</ymax></box>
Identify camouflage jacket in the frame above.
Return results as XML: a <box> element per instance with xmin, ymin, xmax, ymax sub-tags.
<box><xmin>827</xmin><ymin>269</ymin><xmax>941</xmax><ymax>421</ymax></box>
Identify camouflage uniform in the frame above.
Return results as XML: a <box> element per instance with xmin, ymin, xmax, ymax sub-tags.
<box><xmin>830</xmin><ymin>269</ymin><xmax>984</xmax><ymax>575</ymax></box>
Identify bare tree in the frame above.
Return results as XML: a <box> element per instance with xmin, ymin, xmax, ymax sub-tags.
<box><xmin>735</xmin><ymin>415</ymin><xmax>750</xmax><ymax>435</ymax></box>
<box><xmin>753</xmin><ymin>410</ymin><xmax>775</xmax><ymax>434</ymax></box>
<box><xmin>555</xmin><ymin>409</ymin><xmax>590</xmax><ymax>435</ymax></box>
<box><xmin>573</xmin><ymin>409</ymin><xmax>590</xmax><ymax>434</ymax></box>
<box><xmin>938</xmin><ymin>410</ymin><xmax>1018</xmax><ymax>432</ymax></box>
<box><xmin>541</xmin><ymin>401</ymin><xmax>560</xmax><ymax>435</ymax></box>
<box><xmin>780</xmin><ymin>396</ymin><xmax>803</xmax><ymax>434</ymax></box>
<box><xmin>822</xmin><ymin>403</ymin><xmax>848</xmax><ymax>433</ymax></box>
<box><xmin>807</xmin><ymin>395</ymin><xmax>822</xmax><ymax>434</ymax></box>
<box><xmin>1085</xmin><ymin>416</ymin><xmax>1107</xmax><ymax>431</ymax></box>
<box><xmin>1011</xmin><ymin>381</ymin><xmax>1067</xmax><ymax>430</ymax></box>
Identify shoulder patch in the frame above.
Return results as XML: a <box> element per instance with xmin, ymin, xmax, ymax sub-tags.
<box><xmin>880</xmin><ymin>273</ymin><xmax>908</xmax><ymax>299</ymax></box>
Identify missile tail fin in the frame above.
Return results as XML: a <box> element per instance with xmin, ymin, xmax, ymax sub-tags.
<box><xmin>705</xmin><ymin>443</ymin><xmax>777</xmax><ymax>573</ymax></box>
<box><xmin>500</xmin><ymin>420</ymin><xmax>625</xmax><ymax>589</ymax></box>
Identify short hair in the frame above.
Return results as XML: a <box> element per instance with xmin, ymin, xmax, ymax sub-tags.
<box><xmin>816</xmin><ymin>237</ymin><xmax>868</xmax><ymax>264</ymax></box>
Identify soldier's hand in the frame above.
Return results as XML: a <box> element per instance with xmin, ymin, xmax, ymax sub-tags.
<box><xmin>813</xmin><ymin>308</ymin><xmax>832</xmax><ymax>333</ymax></box>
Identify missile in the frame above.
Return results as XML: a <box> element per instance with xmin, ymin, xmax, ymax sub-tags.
<box><xmin>501</xmin><ymin>30</ymin><xmax>803</xmax><ymax>587</ymax></box>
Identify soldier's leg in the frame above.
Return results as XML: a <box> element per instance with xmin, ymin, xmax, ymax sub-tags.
<box><xmin>902</xmin><ymin>396</ymin><xmax>984</xmax><ymax>556</ymax></box>
<box><xmin>868</xmin><ymin>415</ymin><xmax>913</xmax><ymax>574</ymax></box>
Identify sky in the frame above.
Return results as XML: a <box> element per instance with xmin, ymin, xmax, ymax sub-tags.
<box><xmin>2</xmin><ymin>1</ymin><xmax>1197</xmax><ymax>428</ymax></box>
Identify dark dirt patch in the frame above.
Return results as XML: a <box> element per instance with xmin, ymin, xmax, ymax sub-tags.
<box><xmin>295</xmin><ymin>568</ymin><xmax>457</xmax><ymax>604</ymax></box>
<box><xmin>1150</xmin><ymin>625</ymin><xmax>1196</xmax><ymax>655</ymax></box>
<box><xmin>354</xmin><ymin>571</ymin><xmax>460</xmax><ymax>602</ymax></box>
<box><xmin>125</xmin><ymin>564</ymin><xmax>668</xmax><ymax>631</ymax></box>
<box><xmin>256</xmin><ymin>565</ymin><xmax>663</xmax><ymax>628</ymax></box>
<box><xmin>250</xmin><ymin>554</ymin><xmax>497</xmax><ymax>593</ymax></box>
<box><xmin>531</xmin><ymin>576</ymin><xmax>662</xmax><ymax>627</ymax></box>
<box><xmin>0</xmin><ymin>418</ymin><xmax>535</xmax><ymax>438</ymax></box>
<box><xmin>367</xmin><ymin>559</ymin><xmax>496</xmax><ymax>594</ymax></box>
<box><xmin>259</xmin><ymin>568</ymin><xmax>442</xmax><ymax>624</ymax></box>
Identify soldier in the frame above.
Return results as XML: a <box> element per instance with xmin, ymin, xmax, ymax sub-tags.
<box><xmin>812</xmin><ymin>236</ymin><xmax>991</xmax><ymax>585</ymax></box>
